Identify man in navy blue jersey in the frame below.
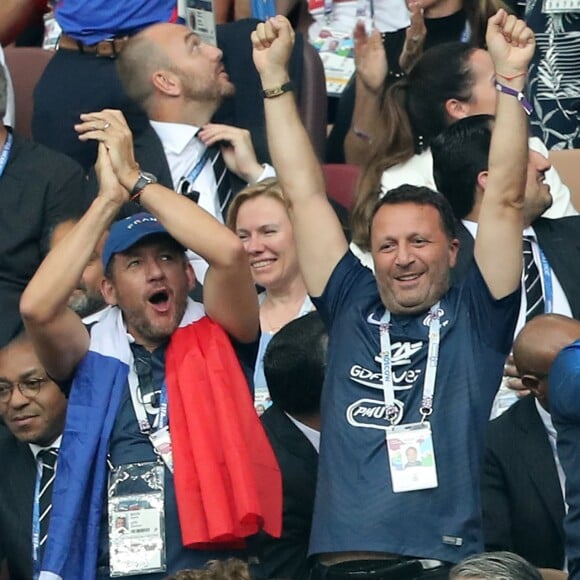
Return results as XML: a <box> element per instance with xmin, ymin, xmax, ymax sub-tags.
<box><xmin>251</xmin><ymin>9</ymin><xmax>535</xmax><ymax>579</ymax></box>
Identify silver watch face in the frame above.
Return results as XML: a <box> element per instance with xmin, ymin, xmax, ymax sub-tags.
<box><xmin>140</xmin><ymin>171</ymin><xmax>157</xmax><ymax>185</ymax></box>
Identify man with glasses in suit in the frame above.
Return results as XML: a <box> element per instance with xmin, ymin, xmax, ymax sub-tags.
<box><xmin>0</xmin><ymin>332</ymin><xmax>67</xmax><ymax>580</ymax></box>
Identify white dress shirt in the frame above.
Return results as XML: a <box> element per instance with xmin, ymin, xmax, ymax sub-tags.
<box><xmin>150</xmin><ymin>120</ymin><xmax>275</xmax><ymax>283</ymax></box>
<box><xmin>29</xmin><ymin>435</ymin><xmax>63</xmax><ymax>463</ymax></box>
<box><xmin>286</xmin><ymin>413</ymin><xmax>320</xmax><ymax>453</ymax></box>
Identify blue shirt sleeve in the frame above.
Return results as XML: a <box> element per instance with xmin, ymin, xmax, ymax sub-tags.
<box><xmin>460</xmin><ymin>262</ymin><xmax>521</xmax><ymax>356</ymax></box>
<box><xmin>311</xmin><ymin>251</ymin><xmax>377</xmax><ymax>329</ymax></box>
<box><xmin>550</xmin><ymin>340</ymin><xmax>580</xmax><ymax>423</ymax></box>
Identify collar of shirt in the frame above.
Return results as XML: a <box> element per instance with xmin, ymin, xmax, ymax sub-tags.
<box><xmin>29</xmin><ymin>434</ymin><xmax>63</xmax><ymax>461</ymax></box>
<box><xmin>285</xmin><ymin>412</ymin><xmax>320</xmax><ymax>453</ymax></box>
<box><xmin>150</xmin><ymin>120</ymin><xmax>200</xmax><ymax>156</ymax></box>
<box><xmin>150</xmin><ymin>120</ymin><xmax>205</xmax><ymax>191</ymax></box>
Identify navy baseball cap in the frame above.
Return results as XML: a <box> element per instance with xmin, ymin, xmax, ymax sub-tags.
<box><xmin>102</xmin><ymin>213</ymin><xmax>179</xmax><ymax>270</ymax></box>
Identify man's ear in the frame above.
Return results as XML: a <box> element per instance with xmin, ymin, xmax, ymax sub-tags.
<box><xmin>445</xmin><ymin>98</ymin><xmax>470</xmax><ymax>121</ymax></box>
<box><xmin>477</xmin><ymin>170</ymin><xmax>488</xmax><ymax>191</ymax></box>
<box><xmin>101</xmin><ymin>277</ymin><xmax>118</xmax><ymax>306</ymax></box>
<box><xmin>448</xmin><ymin>238</ymin><xmax>460</xmax><ymax>269</ymax></box>
<box><xmin>151</xmin><ymin>70</ymin><xmax>180</xmax><ymax>97</ymax></box>
<box><xmin>185</xmin><ymin>261</ymin><xmax>196</xmax><ymax>292</ymax></box>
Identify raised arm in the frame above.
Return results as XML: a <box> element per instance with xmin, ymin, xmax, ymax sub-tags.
<box><xmin>76</xmin><ymin>110</ymin><xmax>259</xmax><ymax>343</ymax></box>
<box><xmin>251</xmin><ymin>16</ymin><xmax>348</xmax><ymax>297</ymax></box>
<box><xmin>20</xmin><ymin>144</ymin><xmax>126</xmax><ymax>382</ymax></box>
<box><xmin>474</xmin><ymin>10</ymin><xmax>535</xmax><ymax>299</ymax></box>
<box><xmin>343</xmin><ymin>23</ymin><xmax>387</xmax><ymax>165</ymax></box>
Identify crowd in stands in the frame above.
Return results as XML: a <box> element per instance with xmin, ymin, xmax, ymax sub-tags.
<box><xmin>0</xmin><ymin>2</ymin><xmax>580</xmax><ymax>580</ymax></box>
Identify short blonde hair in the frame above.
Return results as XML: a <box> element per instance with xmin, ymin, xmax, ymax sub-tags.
<box><xmin>226</xmin><ymin>178</ymin><xmax>290</xmax><ymax>231</ymax></box>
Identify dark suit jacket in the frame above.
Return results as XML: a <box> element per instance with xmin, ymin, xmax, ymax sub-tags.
<box><xmin>247</xmin><ymin>405</ymin><xmax>319</xmax><ymax>580</ymax></box>
<box><xmin>482</xmin><ymin>395</ymin><xmax>566</xmax><ymax>569</ymax></box>
<box><xmin>0</xmin><ymin>432</ymin><xmax>38</xmax><ymax>579</ymax></box>
<box><xmin>452</xmin><ymin>217</ymin><xmax>580</xmax><ymax>319</ymax></box>
<box><xmin>0</xmin><ymin>134</ymin><xmax>89</xmax><ymax>349</ymax></box>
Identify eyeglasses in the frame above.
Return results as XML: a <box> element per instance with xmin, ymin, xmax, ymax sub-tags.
<box><xmin>0</xmin><ymin>377</ymin><xmax>49</xmax><ymax>403</ymax></box>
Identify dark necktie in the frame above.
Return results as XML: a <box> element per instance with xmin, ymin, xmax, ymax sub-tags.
<box><xmin>208</xmin><ymin>145</ymin><xmax>233</xmax><ymax>217</ymax></box>
<box><xmin>523</xmin><ymin>236</ymin><xmax>545</xmax><ymax>321</ymax></box>
<box><xmin>38</xmin><ymin>447</ymin><xmax>59</xmax><ymax>552</ymax></box>
<box><xmin>178</xmin><ymin>144</ymin><xmax>232</xmax><ymax>217</ymax></box>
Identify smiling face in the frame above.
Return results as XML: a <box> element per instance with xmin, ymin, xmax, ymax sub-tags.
<box><xmin>0</xmin><ymin>339</ymin><xmax>66</xmax><ymax>446</ymax></box>
<box><xmin>235</xmin><ymin>195</ymin><xmax>301</xmax><ymax>292</ymax></box>
<box><xmin>148</xmin><ymin>23</ymin><xmax>234</xmax><ymax>104</ymax></box>
<box><xmin>371</xmin><ymin>202</ymin><xmax>459</xmax><ymax>315</ymax></box>
<box><xmin>102</xmin><ymin>236</ymin><xmax>195</xmax><ymax>350</ymax></box>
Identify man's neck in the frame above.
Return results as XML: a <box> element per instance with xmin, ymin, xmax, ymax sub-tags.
<box><xmin>150</xmin><ymin>99</ymin><xmax>218</xmax><ymax>128</ymax></box>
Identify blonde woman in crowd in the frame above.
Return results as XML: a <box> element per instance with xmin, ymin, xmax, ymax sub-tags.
<box><xmin>227</xmin><ymin>178</ymin><xmax>314</xmax><ymax>409</ymax></box>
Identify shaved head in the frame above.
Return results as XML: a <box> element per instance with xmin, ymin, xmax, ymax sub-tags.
<box><xmin>513</xmin><ymin>314</ymin><xmax>580</xmax><ymax>409</ymax></box>
<box><xmin>116</xmin><ymin>26</ymin><xmax>172</xmax><ymax>112</ymax></box>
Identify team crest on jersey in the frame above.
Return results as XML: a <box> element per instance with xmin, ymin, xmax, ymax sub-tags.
<box><xmin>347</xmin><ymin>398</ymin><xmax>405</xmax><ymax>429</ymax></box>
<box><xmin>422</xmin><ymin>306</ymin><xmax>446</xmax><ymax>327</ymax></box>
<box><xmin>349</xmin><ymin>340</ymin><xmax>423</xmax><ymax>391</ymax></box>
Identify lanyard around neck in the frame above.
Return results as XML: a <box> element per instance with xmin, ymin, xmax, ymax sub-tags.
<box><xmin>184</xmin><ymin>148</ymin><xmax>211</xmax><ymax>186</ymax></box>
<box><xmin>379</xmin><ymin>302</ymin><xmax>441</xmax><ymax>424</ymax></box>
<box><xmin>537</xmin><ymin>245</ymin><xmax>553</xmax><ymax>314</ymax></box>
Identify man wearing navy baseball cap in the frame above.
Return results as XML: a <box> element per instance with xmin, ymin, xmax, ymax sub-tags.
<box><xmin>20</xmin><ymin>111</ymin><xmax>282</xmax><ymax>580</ymax></box>
<box><xmin>101</xmin><ymin>212</ymin><xmax>184</xmax><ymax>272</ymax></box>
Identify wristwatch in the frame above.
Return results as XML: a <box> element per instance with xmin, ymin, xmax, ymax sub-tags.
<box><xmin>262</xmin><ymin>81</ymin><xmax>294</xmax><ymax>99</ymax></box>
<box><xmin>130</xmin><ymin>171</ymin><xmax>158</xmax><ymax>202</ymax></box>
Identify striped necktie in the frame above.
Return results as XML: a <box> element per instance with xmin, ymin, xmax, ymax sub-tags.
<box><xmin>37</xmin><ymin>447</ymin><xmax>59</xmax><ymax>552</ymax></box>
<box><xmin>209</xmin><ymin>145</ymin><xmax>233</xmax><ymax>217</ymax></box>
<box><xmin>178</xmin><ymin>144</ymin><xmax>232</xmax><ymax>218</ymax></box>
<box><xmin>523</xmin><ymin>236</ymin><xmax>545</xmax><ymax>321</ymax></box>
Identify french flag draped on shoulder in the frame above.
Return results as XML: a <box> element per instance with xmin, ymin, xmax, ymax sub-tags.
<box><xmin>40</xmin><ymin>301</ymin><xmax>281</xmax><ymax>580</ymax></box>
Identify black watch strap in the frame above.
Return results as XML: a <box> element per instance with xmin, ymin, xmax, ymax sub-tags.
<box><xmin>130</xmin><ymin>171</ymin><xmax>158</xmax><ymax>202</ymax></box>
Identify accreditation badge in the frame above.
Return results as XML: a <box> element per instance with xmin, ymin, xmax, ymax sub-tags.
<box><xmin>386</xmin><ymin>422</ymin><xmax>438</xmax><ymax>493</ymax></box>
<box><xmin>108</xmin><ymin>462</ymin><xmax>166</xmax><ymax>576</ymax></box>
